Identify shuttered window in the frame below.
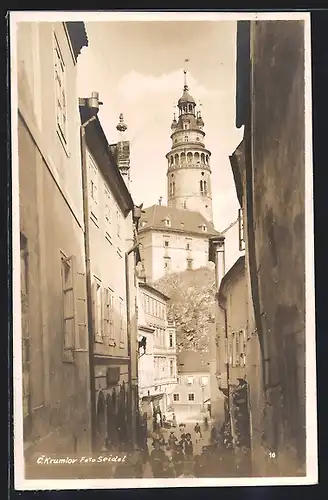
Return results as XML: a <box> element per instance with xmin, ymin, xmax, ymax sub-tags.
<box><xmin>88</xmin><ymin>152</ymin><xmax>99</xmax><ymax>222</ymax></box>
<box><xmin>92</xmin><ymin>278</ymin><xmax>103</xmax><ymax>343</ymax></box>
<box><xmin>61</xmin><ymin>254</ymin><xmax>77</xmax><ymax>361</ymax></box>
<box><xmin>54</xmin><ymin>34</ymin><xmax>67</xmax><ymax>144</ymax></box>
<box><xmin>103</xmin><ymin>287</ymin><xmax>115</xmax><ymax>346</ymax></box>
<box><xmin>119</xmin><ymin>297</ymin><xmax>124</xmax><ymax>345</ymax></box>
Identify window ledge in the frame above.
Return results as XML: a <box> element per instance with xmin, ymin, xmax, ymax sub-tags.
<box><xmin>56</xmin><ymin>128</ymin><xmax>71</xmax><ymax>159</ymax></box>
<box><xmin>90</xmin><ymin>213</ymin><xmax>99</xmax><ymax>228</ymax></box>
<box><xmin>105</xmin><ymin>232</ymin><xmax>112</xmax><ymax>245</ymax></box>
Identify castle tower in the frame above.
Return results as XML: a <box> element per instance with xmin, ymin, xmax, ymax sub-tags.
<box><xmin>166</xmin><ymin>68</ymin><xmax>213</xmax><ymax>222</ymax></box>
<box><xmin>116</xmin><ymin>113</ymin><xmax>131</xmax><ymax>190</ymax></box>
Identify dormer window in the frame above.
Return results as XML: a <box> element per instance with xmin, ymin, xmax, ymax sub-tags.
<box><xmin>140</xmin><ymin>220</ymin><xmax>147</xmax><ymax>228</ymax></box>
<box><xmin>164</xmin><ymin>218</ymin><xmax>171</xmax><ymax>227</ymax></box>
<box><xmin>200</xmin><ymin>224</ymin><xmax>207</xmax><ymax>232</ymax></box>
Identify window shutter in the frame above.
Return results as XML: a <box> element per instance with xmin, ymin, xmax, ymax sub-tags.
<box><xmin>91</xmin><ymin>280</ymin><xmax>97</xmax><ymax>340</ymax></box>
<box><xmin>100</xmin><ymin>287</ymin><xmax>104</xmax><ymax>339</ymax></box>
<box><xmin>109</xmin><ymin>292</ymin><xmax>115</xmax><ymax>344</ymax></box>
<box><xmin>102</xmin><ymin>288</ymin><xmax>107</xmax><ymax>338</ymax></box>
<box><xmin>70</xmin><ymin>255</ymin><xmax>79</xmax><ymax>350</ymax></box>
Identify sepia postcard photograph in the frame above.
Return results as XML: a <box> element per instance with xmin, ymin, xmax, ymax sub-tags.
<box><xmin>10</xmin><ymin>10</ymin><xmax>317</xmax><ymax>489</ymax></box>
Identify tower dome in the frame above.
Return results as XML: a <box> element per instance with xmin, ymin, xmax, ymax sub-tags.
<box><xmin>178</xmin><ymin>87</ymin><xmax>196</xmax><ymax>105</ymax></box>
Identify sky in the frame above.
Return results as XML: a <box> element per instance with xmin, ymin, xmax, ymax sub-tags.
<box><xmin>77</xmin><ymin>20</ymin><xmax>244</xmax><ymax>269</ymax></box>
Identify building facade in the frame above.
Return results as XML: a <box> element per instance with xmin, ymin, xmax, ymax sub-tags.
<box><xmin>172</xmin><ymin>351</ymin><xmax>211</xmax><ymax>415</ymax></box>
<box><xmin>137</xmin><ymin>281</ymin><xmax>177</xmax><ymax>431</ymax></box>
<box><xmin>220</xmin><ymin>19</ymin><xmax>307</xmax><ymax>477</ymax></box>
<box><xmin>139</xmin><ymin>205</ymin><xmax>219</xmax><ymax>283</ymax></box>
<box><xmin>17</xmin><ymin>21</ymin><xmax>92</xmax><ymax>460</ymax></box>
<box><xmin>79</xmin><ymin>102</ymin><xmax>140</xmax><ymax>452</ymax></box>
<box><xmin>139</xmin><ymin>73</ymin><xmax>220</xmax><ymax>283</ymax></box>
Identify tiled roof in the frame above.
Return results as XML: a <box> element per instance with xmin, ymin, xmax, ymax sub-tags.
<box><xmin>177</xmin><ymin>350</ymin><xmax>210</xmax><ymax>373</ymax></box>
<box><xmin>139</xmin><ymin>204</ymin><xmax>220</xmax><ymax>237</ymax></box>
<box><xmin>65</xmin><ymin>22</ymin><xmax>88</xmax><ymax>59</ymax></box>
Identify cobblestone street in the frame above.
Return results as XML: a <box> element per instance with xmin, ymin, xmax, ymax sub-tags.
<box><xmin>143</xmin><ymin>413</ymin><xmax>219</xmax><ymax>477</ymax></box>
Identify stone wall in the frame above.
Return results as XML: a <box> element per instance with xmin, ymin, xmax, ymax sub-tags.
<box><xmin>246</xmin><ymin>20</ymin><xmax>306</xmax><ymax>476</ymax></box>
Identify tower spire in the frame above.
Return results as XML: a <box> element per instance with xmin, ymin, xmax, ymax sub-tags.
<box><xmin>116</xmin><ymin>113</ymin><xmax>131</xmax><ymax>190</ymax></box>
<box><xmin>183</xmin><ymin>58</ymin><xmax>189</xmax><ymax>90</ymax></box>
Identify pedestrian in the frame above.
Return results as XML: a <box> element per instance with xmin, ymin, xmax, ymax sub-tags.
<box><xmin>210</xmin><ymin>426</ymin><xmax>217</xmax><ymax>444</ymax></box>
<box><xmin>158</xmin><ymin>433</ymin><xmax>166</xmax><ymax>451</ymax></box>
<box><xmin>172</xmin><ymin>442</ymin><xmax>184</xmax><ymax>477</ymax></box>
<box><xmin>168</xmin><ymin>431</ymin><xmax>178</xmax><ymax>450</ymax></box>
<box><xmin>156</xmin><ymin>412</ymin><xmax>161</xmax><ymax>431</ymax></box>
<box><xmin>204</xmin><ymin>416</ymin><xmax>209</xmax><ymax>432</ymax></box>
<box><xmin>183</xmin><ymin>433</ymin><xmax>194</xmax><ymax>461</ymax></box>
<box><xmin>172</xmin><ymin>413</ymin><xmax>177</xmax><ymax>427</ymax></box>
<box><xmin>150</xmin><ymin>439</ymin><xmax>166</xmax><ymax>477</ymax></box>
<box><xmin>194</xmin><ymin>422</ymin><xmax>202</xmax><ymax>441</ymax></box>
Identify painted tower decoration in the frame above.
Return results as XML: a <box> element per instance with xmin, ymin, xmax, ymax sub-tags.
<box><xmin>166</xmin><ymin>65</ymin><xmax>213</xmax><ymax>223</ymax></box>
<box><xmin>116</xmin><ymin>113</ymin><xmax>131</xmax><ymax>189</ymax></box>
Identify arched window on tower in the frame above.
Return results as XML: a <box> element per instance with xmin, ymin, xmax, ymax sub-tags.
<box><xmin>204</xmin><ymin>180</ymin><xmax>207</xmax><ymax>195</ymax></box>
<box><xmin>200</xmin><ymin>180</ymin><xmax>204</xmax><ymax>194</ymax></box>
<box><xmin>172</xmin><ymin>182</ymin><xmax>175</xmax><ymax>196</ymax></box>
<box><xmin>170</xmin><ymin>156</ymin><xmax>174</xmax><ymax>166</ymax></box>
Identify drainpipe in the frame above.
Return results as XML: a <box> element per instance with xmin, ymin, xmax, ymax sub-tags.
<box><xmin>79</xmin><ymin>92</ymin><xmax>103</xmax><ymax>451</ymax></box>
<box><xmin>219</xmin><ymin>301</ymin><xmax>233</xmax><ymax>445</ymax></box>
<box><xmin>125</xmin><ymin>228</ymin><xmax>141</xmax><ymax>450</ymax></box>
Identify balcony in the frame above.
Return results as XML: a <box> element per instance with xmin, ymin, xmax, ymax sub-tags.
<box><xmin>153</xmin><ymin>345</ymin><xmax>177</xmax><ymax>355</ymax></box>
<box><xmin>154</xmin><ymin>374</ymin><xmax>178</xmax><ymax>386</ymax></box>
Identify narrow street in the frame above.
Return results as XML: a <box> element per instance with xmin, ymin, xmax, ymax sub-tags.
<box><xmin>143</xmin><ymin>414</ymin><xmax>213</xmax><ymax>478</ymax></box>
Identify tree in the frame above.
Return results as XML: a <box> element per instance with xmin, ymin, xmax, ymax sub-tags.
<box><xmin>154</xmin><ymin>266</ymin><xmax>216</xmax><ymax>353</ymax></box>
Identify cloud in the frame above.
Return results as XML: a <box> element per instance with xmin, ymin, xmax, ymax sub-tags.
<box><xmin>118</xmin><ymin>69</ymin><xmax>221</xmax><ymax>105</ymax></box>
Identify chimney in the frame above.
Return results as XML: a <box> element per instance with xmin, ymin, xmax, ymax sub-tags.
<box><xmin>209</xmin><ymin>236</ymin><xmax>226</xmax><ymax>290</ymax></box>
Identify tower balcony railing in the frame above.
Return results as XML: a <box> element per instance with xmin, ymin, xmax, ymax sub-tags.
<box><xmin>168</xmin><ymin>162</ymin><xmax>211</xmax><ymax>172</ymax></box>
<box><xmin>171</xmin><ymin>140</ymin><xmax>205</xmax><ymax>149</ymax></box>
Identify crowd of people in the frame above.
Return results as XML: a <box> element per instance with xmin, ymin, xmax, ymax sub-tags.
<box><xmin>113</xmin><ymin>409</ymin><xmax>251</xmax><ymax>478</ymax></box>
<box><xmin>146</xmin><ymin>416</ymin><xmax>235</xmax><ymax>478</ymax></box>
